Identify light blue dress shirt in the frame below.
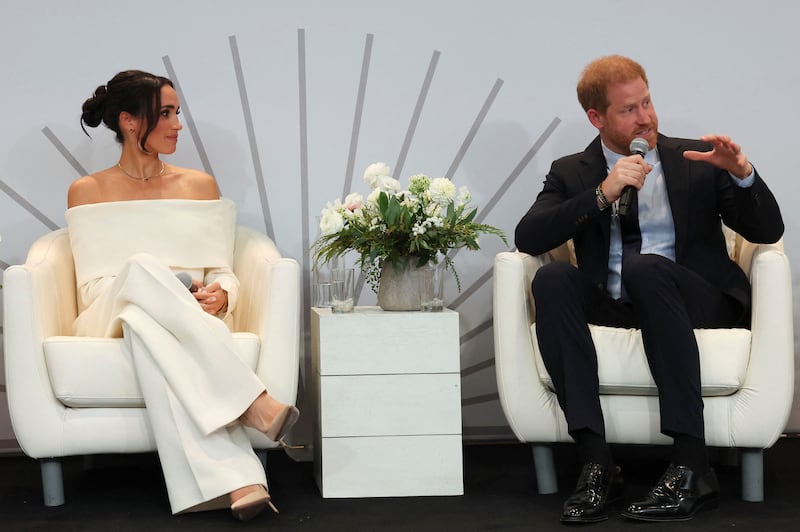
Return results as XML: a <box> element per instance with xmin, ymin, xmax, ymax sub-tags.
<box><xmin>600</xmin><ymin>141</ymin><xmax>754</xmax><ymax>299</ymax></box>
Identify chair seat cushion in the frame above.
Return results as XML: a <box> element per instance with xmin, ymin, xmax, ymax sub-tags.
<box><xmin>532</xmin><ymin>324</ymin><xmax>751</xmax><ymax>396</ymax></box>
<box><xmin>43</xmin><ymin>333</ymin><xmax>260</xmax><ymax>407</ymax></box>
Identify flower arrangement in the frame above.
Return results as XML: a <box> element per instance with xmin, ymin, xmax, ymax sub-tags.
<box><xmin>313</xmin><ymin>162</ymin><xmax>506</xmax><ymax>292</ymax></box>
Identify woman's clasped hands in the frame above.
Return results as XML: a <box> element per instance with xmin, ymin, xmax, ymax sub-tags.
<box><xmin>190</xmin><ymin>280</ymin><xmax>228</xmax><ymax>315</ymax></box>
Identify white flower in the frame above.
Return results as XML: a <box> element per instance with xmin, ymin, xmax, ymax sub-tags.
<box><xmin>429</xmin><ymin>177</ymin><xmax>456</xmax><ymax>206</ymax></box>
<box><xmin>399</xmin><ymin>192</ymin><xmax>419</xmax><ymax>209</ymax></box>
<box><xmin>425</xmin><ymin>201</ymin><xmax>442</xmax><ymax>217</ymax></box>
<box><xmin>457</xmin><ymin>186</ymin><xmax>471</xmax><ymax>207</ymax></box>
<box><xmin>363</xmin><ymin>162</ymin><xmax>392</xmax><ymax>188</ymax></box>
<box><xmin>365</xmin><ymin>188</ymin><xmax>382</xmax><ymax>209</ymax></box>
<box><xmin>319</xmin><ymin>202</ymin><xmax>345</xmax><ymax>236</ymax></box>
<box><xmin>408</xmin><ymin>174</ymin><xmax>430</xmax><ymax>195</ymax></box>
<box><xmin>343</xmin><ymin>192</ymin><xmax>363</xmax><ymax>211</ymax></box>
<box><xmin>412</xmin><ymin>215</ymin><xmax>445</xmax><ymax>236</ymax></box>
<box><xmin>374</xmin><ymin>175</ymin><xmax>401</xmax><ymax>194</ymax></box>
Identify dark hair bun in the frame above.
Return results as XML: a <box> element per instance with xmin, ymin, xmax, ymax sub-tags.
<box><xmin>80</xmin><ymin>70</ymin><xmax>173</xmax><ymax>144</ymax></box>
<box><xmin>80</xmin><ymin>85</ymin><xmax>108</xmax><ymax>129</ymax></box>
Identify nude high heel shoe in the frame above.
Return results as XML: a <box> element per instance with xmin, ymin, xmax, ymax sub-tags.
<box><xmin>240</xmin><ymin>395</ymin><xmax>302</xmax><ymax>448</ymax></box>
<box><xmin>230</xmin><ymin>485</ymin><xmax>278</xmax><ymax>521</ymax></box>
<box><xmin>265</xmin><ymin>404</ymin><xmax>301</xmax><ymax>445</ymax></box>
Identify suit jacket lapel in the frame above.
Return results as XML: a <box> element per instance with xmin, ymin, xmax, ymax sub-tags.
<box><xmin>657</xmin><ymin>135</ymin><xmax>690</xmax><ymax>259</ymax></box>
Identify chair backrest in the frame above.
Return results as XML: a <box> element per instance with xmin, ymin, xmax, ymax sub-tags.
<box><xmin>543</xmin><ymin>224</ymin><xmax>761</xmax><ymax>273</ymax></box>
<box><xmin>23</xmin><ymin>228</ymin><xmax>79</xmax><ymax>336</ymax></box>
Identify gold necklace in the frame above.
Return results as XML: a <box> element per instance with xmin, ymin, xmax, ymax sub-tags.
<box><xmin>117</xmin><ymin>160</ymin><xmax>166</xmax><ymax>182</ymax></box>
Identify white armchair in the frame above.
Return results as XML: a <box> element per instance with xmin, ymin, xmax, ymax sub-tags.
<box><xmin>493</xmin><ymin>236</ymin><xmax>793</xmax><ymax>502</ymax></box>
<box><xmin>3</xmin><ymin>226</ymin><xmax>301</xmax><ymax>506</ymax></box>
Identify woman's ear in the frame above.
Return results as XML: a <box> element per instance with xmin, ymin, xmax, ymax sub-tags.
<box><xmin>119</xmin><ymin>112</ymin><xmax>140</xmax><ymax>138</ymax></box>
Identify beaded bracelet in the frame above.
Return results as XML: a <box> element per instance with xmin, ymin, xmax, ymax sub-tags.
<box><xmin>595</xmin><ymin>184</ymin><xmax>611</xmax><ymax>210</ymax></box>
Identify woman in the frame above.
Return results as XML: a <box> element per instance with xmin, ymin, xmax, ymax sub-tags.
<box><xmin>67</xmin><ymin>70</ymin><xmax>299</xmax><ymax>521</ymax></box>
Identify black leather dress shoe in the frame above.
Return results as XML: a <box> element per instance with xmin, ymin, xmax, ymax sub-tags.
<box><xmin>560</xmin><ymin>462</ymin><xmax>624</xmax><ymax>524</ymax></box>
<box><xmin>622</xmin><ymin>464</ymin><xmax>720</xmax><ymax>522</ymax></box>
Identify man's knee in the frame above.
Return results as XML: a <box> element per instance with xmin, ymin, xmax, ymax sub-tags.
<box><xmin>622</xmin><ymin>254</ymin><xmax>678</xmax><ymax>299</ymax></box>
<box><xmin>533</xmin><ymin>261</ymin><xmax>577</xmax><ymax>299</ymax></box>
<box><xmin>622</xmin><ymin>254</ymin><xmax>674</xmax><ymax>292</ymax></box>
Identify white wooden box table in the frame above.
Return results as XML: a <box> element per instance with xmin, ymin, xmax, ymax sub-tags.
<box><xmin>311</xmin><ymin>306</ymin><xmax>463</xmax><ymax>498</ymax></box>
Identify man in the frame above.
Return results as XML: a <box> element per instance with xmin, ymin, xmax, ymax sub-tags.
<box><xmin>515</xmin><ymin>55</ymin><xmax>783</xmax><ymax>523</ymax></box>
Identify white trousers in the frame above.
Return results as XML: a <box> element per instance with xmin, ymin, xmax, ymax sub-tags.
<box><xmin>78</xmin><ymin>253</ymin><xmax>267</xmax><ymax>513</ymax></box>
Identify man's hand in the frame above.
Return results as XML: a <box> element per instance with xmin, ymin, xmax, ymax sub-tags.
<box><xmin>601</xmin><ymin>154</ymin><xmax>652</xmax><ymax>203</ymax></box>
<box><xmin>683</xmin><ymin>134</ymin><xmax>753</xmax><ymax>180</ymax></box>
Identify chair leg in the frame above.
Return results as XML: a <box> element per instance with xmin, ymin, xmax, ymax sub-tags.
<box><xmin>532</xmin><ymin>444</ymin><xmax>558</xmax><ymax>494</ymax></box>
<box><xmin>40</xmin><ymin>458</ymin><xmax>65</xmax><ymax>507</ymax></box>
<box><xmin>740</xmin><ymin>448</ymin><xmax>764</xmax><ymax>502</ymax></box>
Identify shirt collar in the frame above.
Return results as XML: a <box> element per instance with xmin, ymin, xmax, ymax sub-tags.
<box><xmin>601</xmin><ymin>140</ymin><xmax>660</xmax><ymax>169</ymax></box>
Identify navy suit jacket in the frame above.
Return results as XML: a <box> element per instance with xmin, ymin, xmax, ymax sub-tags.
<box><xmin>515</xmin><ymin>134</ymin><xmax>784</xmax><ymax>319</ymax></box>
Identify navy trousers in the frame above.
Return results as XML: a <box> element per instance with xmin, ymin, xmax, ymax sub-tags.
<box><xmin>532</xmin><ymin>253</ymin><xmax>743</xmax><ymax>440</ymax></box>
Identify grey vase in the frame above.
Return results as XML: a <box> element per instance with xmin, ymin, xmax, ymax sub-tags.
<box><xmin>377</xmin><ymin>259</ymin><xmax>422</xmax><ymax>311</ymax></box>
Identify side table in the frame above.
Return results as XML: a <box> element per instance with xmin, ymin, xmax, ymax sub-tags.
<box><xmin>310</xmin><ymin>306</ymin><xmax>463</xmax><ymax>497</ymax></box>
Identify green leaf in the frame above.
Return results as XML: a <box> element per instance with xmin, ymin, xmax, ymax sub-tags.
<box><xmin>462</xmin><ymin>207</ymin><xmax>477</xmax><ymax>223</ymax></box>
<box><xmin>377</xmin><ymin>192</ymin><xmax>389</xmax><ymax>213</ymax></box>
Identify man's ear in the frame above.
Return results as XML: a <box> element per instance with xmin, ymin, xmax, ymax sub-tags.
<box><xmin>586</xmin><ymin>108</ymin><xmax>604</xmax><ymax>130</ymax></box>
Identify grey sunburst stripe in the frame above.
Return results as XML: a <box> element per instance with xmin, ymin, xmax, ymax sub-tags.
<box><xmin>459</xmin><ymin>315</ymin><xmax>493</xmax><ymax>347</ymax></box>
<box><xmin>476</xmin><ymin>115</ymin><xmax>562</xmax><ymax>224</ymax></box>
<box><xmin>459</xmin><ymin>318</ymin><xmax>494</xmax><ymax>345</ymax></box>
<box><xmin>393</xmin><ymin>50</ymin><xmax>440</xmax><ymax>179</ymax></box>
<box><xmin>342</xmin><ymin>33</ymin><xmax>373</xmax><ymax>201</ymax></box>
<box><xmin>449</xmin><ymin>115</ymin><xmax>562</xmax><ymax>265</ymax></box>
<box><xmin>298</xmin><ymin>29</ymin><xmax>312</xmax><ymax>313</ymax></box>
<box><xmin>443</xmin><ymin>116</ymin><xmax>562</xmax><ymax>309</ymax></box>
<box><xmin>229</xmin><ymin>35</ymin><xmax>274</xmax><ymax>240</ymax></box>
<box><xmin>162</xmin><ymin>55</ymin><xmax>213</xmax><ymax>176</ymax></box>
<box><xmin>349</xmin><ymin>35</ymin><xmax>374</xmax><ymax>303</ymax></box>
<box><xmin>42</xmin><ymin>126</ymin><xmax>87</xmax><ymax>176</ymax></box>
<box><xmin>354</xmin><ymin>54</ymin><xmax>500</xmax><ymax>302</ymax></box>
<box><xmin>460</xmin><ymin>356</ymin><xmax>496</xmax><ymax>378</ymax></box>
<box><xmin>0</xmin><ymin>178</ymin><xmax>59</xmax><ymax>231</ymax></box>
<box><xmin>462</xmin><ymin>392</ymin><xmax>499</xmax><ymax>406</ymax></box>
<box><xmin>445</xmin><ymin>78</ymin><xmax>504</xmax><ymax>179</ymax></box>
<box><xmin>462</xmin><ymin>426</ymin><xmax>514</xmax><ymax>437</ymax></box>
<box><xmin>450</xmin><ymin>265</ymin><xmax>492</xmax><ymax>310</ymax></box>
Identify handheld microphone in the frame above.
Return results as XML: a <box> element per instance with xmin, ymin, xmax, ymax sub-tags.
<box><xmin>176</xmin><ymin>272</ymin><xmax>198</xmax><ymax>292</ymax></box>
<box><xmin>617</xmin><ymin>137</ymin><xmax>649</xmax><ymax>217</ymax></box>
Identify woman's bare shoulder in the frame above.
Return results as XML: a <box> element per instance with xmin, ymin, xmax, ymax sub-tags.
<box><xmin>67</xmin><ymin>170</ymin><xmax>109</xmax><ymax>208</ymax></box>
<box><xmin>169</xmin><ymin>165</ymin><xmax>220</xmax><ymax>199</ymax></box>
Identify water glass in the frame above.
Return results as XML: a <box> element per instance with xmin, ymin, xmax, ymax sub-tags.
<box><xmin>331</xmin><ymin>268</ymin><xmax>355</xmax><ymax>313</ymax></box>
<box><xmin>419</xmin><ymin>262</ymin><xmax>445</xmax><ymax>312</ymax></box>
<box><xmin>313</xmin><ymin>282</ymin><xmax>333</xmax><ymax>308</ymax></box>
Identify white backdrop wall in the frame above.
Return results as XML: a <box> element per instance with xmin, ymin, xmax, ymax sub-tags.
<box><xmin>1</xmin><ymin>0</ymin><xmax>798</xmax><ymax>452</ymax></box>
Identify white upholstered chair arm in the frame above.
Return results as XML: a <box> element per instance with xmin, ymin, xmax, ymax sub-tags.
<box><xmin>729</xmin><ymin>242</ymin><xmax>794</xmax><ymax>447</ymax></box>
<box><xmin>3</xmin><ymin>229</ymin><xmax>75</xmax><ymax>457</ymax></box>
<box><xmin>232</xmin><ymin>226</ymin><xmax>301</xmax><ymax>406</ymax></box>
<box><xmin>493</xmin><ymin>251</ymin><xmax>565</xmax><ymax>441</ymax></box>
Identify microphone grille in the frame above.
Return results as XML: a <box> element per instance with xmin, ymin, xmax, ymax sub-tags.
<box><xmin>176</xmin><ymin>272</ymin><xmax>193</xmax><ymax>289</ymax></box>
<box><xmin>629</xmin><ymin>137</ymin><xmax>649</xmax><ymax>157</ymax></box>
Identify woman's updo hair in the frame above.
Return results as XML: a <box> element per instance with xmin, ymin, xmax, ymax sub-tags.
<box><xmin>81</xmin><ymin>70</ymin><xmax>174</xmax><ymax>152</ymax></box>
